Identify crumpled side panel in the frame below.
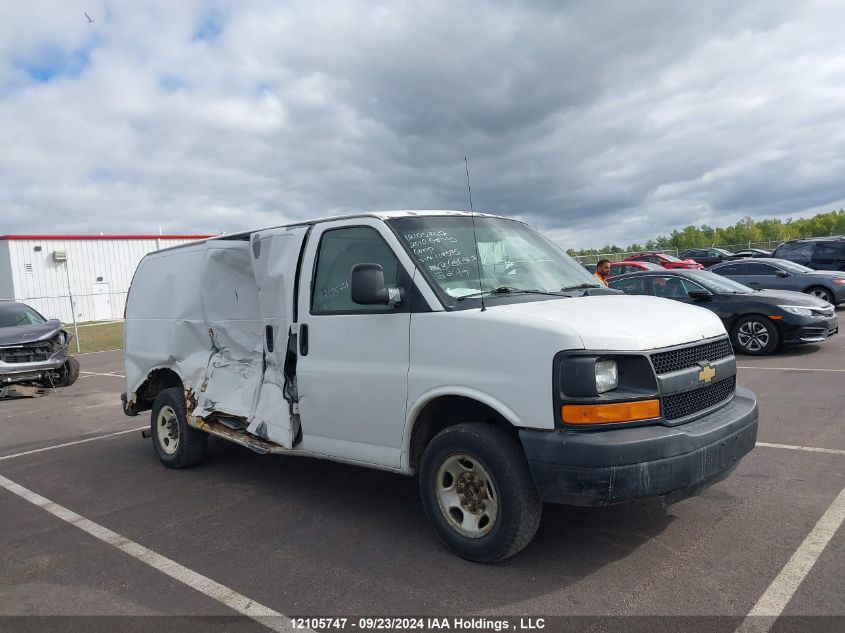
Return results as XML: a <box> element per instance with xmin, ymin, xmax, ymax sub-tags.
<box><xmin>245</xmin><ymin>227</ymin><xmax>308</xmax><ymax>447</ymax></box>
<box><xmin>194</xmin><ymin>244</ymin><xmax>263</xmax><ymax>420</ymax></box>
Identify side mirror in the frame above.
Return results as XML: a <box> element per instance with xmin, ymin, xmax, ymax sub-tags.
<box><xmin>775</xmin><ymin>270</ymin><xmax>790</xmax><ymax>277</ymax></box>
<box><xmin>350</xmin><ymin>263</ymin><xmax>403</xmax><ymax>307</ymax></box>
<box><xmin>688</xmin><ymin>289</ymin><xmax>713</xmax><ymax>300</ymax></box>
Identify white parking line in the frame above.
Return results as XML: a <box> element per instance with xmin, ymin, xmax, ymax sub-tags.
<box><xmin>735</xmin><ymin>486</ymin><xmax>845</xmax><ymax>633</ymax></box>
<box><xmin>738</xmin><ymin>366</ymin><xmax>845</xmax><ymax>373</ymax></box>
<box><xmin>74</xmin><ymin>348</ymin><xmax>122</xmax><ymax>355</ymax></box>
<box><xmin>756</xmin><ymin>442</ymin><xmax>845</xmax><ymax>456</ymax></box>
<box><xmin>0</xmin><ymin>427</ymin><xmax>146</xmax><ymax>462</ymax></box>
<box><xmin>0</xmin><ymin>473</ymin><xmax>297</xmax><ymax>632</ymax></box>
<box><xmin>80</xmin><ymin>371</ymin><xmax>125</xmax><ymax>378</ymax></box>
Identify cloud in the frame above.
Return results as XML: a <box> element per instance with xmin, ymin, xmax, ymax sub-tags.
<box><xmin>0</xmin><ymin>0</ymin><xmax>844</xmax><ymax>251</ymax></box>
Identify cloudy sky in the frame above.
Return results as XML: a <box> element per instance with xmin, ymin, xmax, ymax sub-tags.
<box><xmin>2</xmin><ymin>1</ymin><xmax>844</xmax><ymax>249</ymax></box>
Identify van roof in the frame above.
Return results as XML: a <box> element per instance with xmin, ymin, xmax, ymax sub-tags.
<box><xmin>153</xmin><ymin>209</ymin><xmax>509</xmax><ymax>253</ymax></box>
<box><xmin>229</xmin><ymin>209</ymin><xmax>506</xmax><ymax>237</ymax></box>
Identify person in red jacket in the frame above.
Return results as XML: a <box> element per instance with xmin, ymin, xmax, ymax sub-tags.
<box><xmin>594</xmin><ymin>259</ymin><xmax>610</xmax><ymax>286</ymax></box>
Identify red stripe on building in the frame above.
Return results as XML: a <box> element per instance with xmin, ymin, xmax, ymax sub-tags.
<box><xmin>0</xmin><ymin>235</ymin><xmax>215</xmax><ymax>241</ymax></box>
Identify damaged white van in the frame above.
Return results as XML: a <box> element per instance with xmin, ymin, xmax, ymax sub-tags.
<box><xmin>122</xmin><ymin>211</ymin><xmax>758</xmax><ymax>562</ymax></box>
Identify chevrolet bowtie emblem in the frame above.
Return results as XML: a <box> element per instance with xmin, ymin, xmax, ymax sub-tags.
<box><xmin>698</xmin><ymin>364</ymin><xmax>716</xmax><ymax>383</ymax></box>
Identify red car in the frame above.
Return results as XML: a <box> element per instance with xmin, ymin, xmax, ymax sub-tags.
<box><xmin>624</xmin><ymin>252</ymin><xmax>704</xmax><ymax>270</ymax></box>
<box><xmin>607</xmin><ymin>260</ymin><xmax>664</xmax><ymax>279</ymax></box>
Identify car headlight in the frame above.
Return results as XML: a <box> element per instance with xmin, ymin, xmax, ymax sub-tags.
<box><xmin>595</xmin><ymin>360</ymin><xmax>618</xmax><ymax>393</ymax></box>
<box><xmin>780</xmin><ymin>305</ymin><xmax>813</xmax><ymax>317</ymax></box>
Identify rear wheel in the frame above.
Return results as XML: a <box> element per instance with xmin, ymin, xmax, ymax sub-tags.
<box><xmin>806</xmin><ymin>286</ymin><xmax>834</xmax><ymax>305</ymax></box>
<box><xmin>419</xmin><ymin>422</ymin><xmax>541</xmax><ymax>563</ymax></box>
<box><xmin>151</xmin><ymin>387</ymin><xmax>207</xmax><ymax>468</ymax></box>
<box><xmin>731</xmin><ymin>315</ymin><xmax>781</xmax><ymax>355</ymax></box>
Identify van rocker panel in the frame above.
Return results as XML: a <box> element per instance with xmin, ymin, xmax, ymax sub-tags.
<box><xmin>519</xmin><ymin>386</ymin><xmax>758</xmax><ymax>506</ymax></box>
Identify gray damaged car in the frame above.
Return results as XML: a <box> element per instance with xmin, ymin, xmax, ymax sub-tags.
<box><xmin>0</xmin><ymin>301</ymin><xmax>80</xmax><ymax>398</ymax></box>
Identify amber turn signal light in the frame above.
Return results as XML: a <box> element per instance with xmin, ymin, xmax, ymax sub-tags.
<box><xmin>562</xmin><ymin>399</ymin><xmax>661</xmax><ymax>425</ymax></box>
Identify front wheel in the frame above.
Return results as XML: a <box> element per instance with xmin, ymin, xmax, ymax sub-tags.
<box><xmin>806</xmin><ymin>286</ymin><xmax>834</xmax><ymax>305</ymax></box>
<box><xmin>419</xmin><ymin>423</ymin><xmax>541</xmax><ymax>563</ymax></box>
<box><xmin>151</xmin><ymin>387</ymin><xmax>207</xmax><ymax>468</ymax></box>
<box><xmin>59</xmin><ymin>356</ymin><xmax>80</xmax><ymax>387</ymax></box>
<box><xmin>731</xmin><ymin>315</ymin><xmax>781</xmax><ymax>355</ymax></box>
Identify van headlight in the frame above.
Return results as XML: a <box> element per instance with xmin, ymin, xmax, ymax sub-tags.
<box><xmin>595</xmin><ymin>360</ymin><xmax>618</xmax><ymax>393</ymax></box>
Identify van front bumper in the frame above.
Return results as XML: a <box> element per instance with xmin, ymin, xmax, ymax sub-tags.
<box><xmin>519</xmin><ymin>386</ymin><xmax>758</xmax><ymax>506</ymax></box>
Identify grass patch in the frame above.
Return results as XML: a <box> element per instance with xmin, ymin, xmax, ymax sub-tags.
<box><xmin>69</xmin><ymin>321</ymin><xmax>125</xmax><ymax>353</ymax></box>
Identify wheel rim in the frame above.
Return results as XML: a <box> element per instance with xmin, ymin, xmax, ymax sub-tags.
<box><xmin>810</xmin><ymin>288</ymin><xmax>830</xmax><ymax>302</ymax></box>
<box><xmin>434</xmin><ymin>453</ymin><xmax>499</xmax><ymax>539</ymax></box>
<box><xmin>737</xmin><ymin>320</ymin><xmax>770</xmax><ymax>352</ymax></box>
<box><xmin>156</xmin><ymin>405</ymin><xmax>180</xmax><ymax>455</ymax></box>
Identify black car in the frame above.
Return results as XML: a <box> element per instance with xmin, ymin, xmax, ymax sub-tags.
<box><xmin>0</xmin><ymin>301</ymin><xmax>79</xmax><ymax>397</ymax></box>
<box><xmin>731</xmin><ymin>248</ymin><xmax>771</xmax><ymax>258</ymax></box>
<box><xmin>679</xmin><ymin>248</ymin><xmax>740</xmax><ymax>267</ymax></box>
<box><xmin>608</xmin><ymin>269</ymin><xmax>838</xmax><ymax>355</ymax></box>
<box><xmin>772</xmin><ymin>236</ymin><xmax>845</xmax><ymax>271</ymax></box>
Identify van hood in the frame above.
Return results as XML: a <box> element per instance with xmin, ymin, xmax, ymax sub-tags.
<box><xmin>489</xmin><ymin>295</ymin><xmax>725</xmax><ymax>351</ymax></box>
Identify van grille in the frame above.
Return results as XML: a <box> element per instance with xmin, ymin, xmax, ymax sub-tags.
<box><xmin>651</xmin><ymin>338</ymin><xmax>733</xmax><ymax>375</ymax></box>
<box><xmin>663</xmin><ymin>375</ymin><xmax>736</xmax><ymax>420</ymax></box>
<box><xmin>0</xmin><ymin>343</ymin><xmax>52</xmax><ymax>364</ymax></box>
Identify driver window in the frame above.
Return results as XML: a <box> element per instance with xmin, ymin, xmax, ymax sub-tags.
<box><xmin>312</xmin><ymin>227</ymin><xmax>401</xmax><ymax>314</ymax></box>
<box><xmin>652</xmin><ymin>276</ymin><xmax>687</xmax><ymax>298</ymax></box>
<box><xmin>746</xmin><ymin>263</ymin><xmax>777</xmax><ymax>275</ymax></box>
<box><xmin>679</xmin><ymin>279</ymin><xmax>706</xmax><ymax>294</ymax></box>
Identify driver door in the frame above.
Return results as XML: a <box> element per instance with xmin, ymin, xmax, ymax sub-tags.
<box><xmin>294</xmin><ymin>220</ymin><xmax>415</xmax><ymax>468</ymax></box>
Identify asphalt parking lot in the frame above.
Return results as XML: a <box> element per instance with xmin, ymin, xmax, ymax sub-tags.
<box><xmin>1</xmin><ymin>320</ymin><xmax>843</xmax><ymax>633</ymax></box>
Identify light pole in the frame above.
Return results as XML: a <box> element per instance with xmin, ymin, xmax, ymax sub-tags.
<box><xmin>54</xmin><ymin>251</ymin><xmax>81</xmax><ymax>353</ymax></box>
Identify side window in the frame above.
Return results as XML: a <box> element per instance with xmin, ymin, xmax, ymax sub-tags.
<box><xmin>814</xmin><ymin>242</ymin><xmax>845</xmax><ymax>259</ymax></box>
<box><xmin>679</xmin><ymin>278</ymin><xmax>706</xmax><ymax>294</ymax></box>
<box><xmin>651</xmin><ymin>276</ymin><xmax>687</xmax><ymax>298</ymax></box>
<box><xmin>609</xmin><ymin>276</ymin><xmax>645</xmax><ymax>294</ymax></box>
<box><xmin>745</xmin><ymin>263</ymin><xmax>778</xmax><ymax>276</ymax></box>
<box><xmin>775</xmin><ymin>242</ymin><xmax>814</xmax><ymax>260</ymax></box>
<box><xmin>312</xmin><ymin>227</ymin><xmax>401</xmax><ymax>314</ymax></box>
<box><xmin>715</xmin><ymin>263</ymin><xmax>745</xmax><ymax>275</ymax></box>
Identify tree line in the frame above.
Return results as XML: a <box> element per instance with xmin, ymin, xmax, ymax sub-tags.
<box><xmin>566</xmin><ymin>209</ymin><xmax>845</xmax><ymax>257</ymax></box>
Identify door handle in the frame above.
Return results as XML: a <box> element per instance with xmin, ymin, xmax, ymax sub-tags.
<box><xmin>300</xmin><ymin>324</ymin><xmax>309</xmax><ymax>356</ymax></box>
<box><xmin>265</xmin><ymin>325</ymin><xmax>274</xmax><ymax>353</ymax></box>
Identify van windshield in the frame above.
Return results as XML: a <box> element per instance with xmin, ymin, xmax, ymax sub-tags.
<box><xmin>390</xmin><ymin>216</ymin><xmax>599</xmax><ymax>301</ymax></box>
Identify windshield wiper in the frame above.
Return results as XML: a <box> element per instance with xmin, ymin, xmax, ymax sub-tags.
<box><xmin>456</xmin><ymin>287</ymin><xmax>567</xmax><ymax>301</ymax></box>
<box><xmin>560</xmin><ymin>283</ymin><xmax>603</xmax><ymax>292</ymax></box>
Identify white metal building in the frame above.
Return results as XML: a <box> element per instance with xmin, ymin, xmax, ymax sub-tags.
<box><xmin>0</xmin><ymin>234</ymin><xmax>213</xmax><ymax>323</ymax></box>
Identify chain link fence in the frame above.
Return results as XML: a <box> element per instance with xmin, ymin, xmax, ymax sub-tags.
<box><xmin>572</xmin><ymin>240</ymin><xmax>791</xmax><ymax>264</ymax></box>
<box><xmin>573</xmin><ymin>249</ymin><xmax>680</xmax><ymax>265</ymax></box>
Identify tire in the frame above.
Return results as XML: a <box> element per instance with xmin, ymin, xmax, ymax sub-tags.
<box><xmin>805</xmin><ymin>286</ymin><xmax>834</xmax><ymax>305</ymax></box>
<box><xmin>419</xmin><ymin>422</ymin><xmax>542</xmax><ymax>563</ymax></box>
<box><xmin>151</xmin><ymin>387</ymin><xmax>207</xmax><ymax>468</ymax></box>
<box><xmin>60</xmin><ymin>356</ymin><xmax>80</xmax><ymax>387</ymax></box>
<box><xmin>731</xmin><ymin>315</ymin><xmax>781</xmax><ymax>356</ymax></box>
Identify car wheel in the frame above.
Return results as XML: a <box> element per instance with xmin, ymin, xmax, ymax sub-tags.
<box><xmin>151</xmin><ymin>387</ymin><xmax>207</xmax><ymax>469</ymax></box>
<box><xmin>806</xmin><ymin>286</ymin><xmax>834</xmax><ymax>305</ymax></box>
<box><xmin>59</xmin><ymin>356</ymin><xmax>80</xmax><ymax>387</ymax></box>
<box><xmin>731</xmin><ymin>315</ymin><xmax>781</xmax><ymax>356</ymax></box>
<box><xmin>419</xmin><ymin>422</ymin><xmax>541</xmax><ymax>563</ymax></box>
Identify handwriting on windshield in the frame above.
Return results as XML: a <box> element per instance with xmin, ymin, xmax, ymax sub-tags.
<box><xmin>405</xmin><ymin>231</ymin><xmax>475</xmax><ymax>281</ymax></box>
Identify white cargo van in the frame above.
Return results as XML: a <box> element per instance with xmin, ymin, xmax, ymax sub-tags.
<box><xmin>122</xmin><ymin>211</ymin><xmax>758</xmax><ymax>562</ymax></box>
